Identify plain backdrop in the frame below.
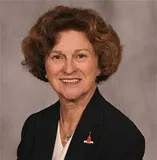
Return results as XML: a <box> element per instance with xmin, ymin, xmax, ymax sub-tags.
<box><xmin>0</xmin><ymin>0</ymin><xmax>157</xmax><ymax>160</ymax></box>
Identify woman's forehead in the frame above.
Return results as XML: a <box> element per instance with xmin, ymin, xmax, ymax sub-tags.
<box><xmin>52</xmin><ymin>30</ymin><xmax>94</xmax><ymax>52</ymax></box>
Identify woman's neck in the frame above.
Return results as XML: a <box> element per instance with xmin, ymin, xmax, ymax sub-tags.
<box><xmin>58</xmin><ymin>87</ymin><xmax>97</xmax><ymax>146</ymax></box>
<box><xmin>59</xmin><ymin>87</ymin><xmax>96</xmax><ymax>126</ymax></box>
<box><xmin>60</xmin><ymin>102</ymin><xmax>84</xmax><ymax>126</ymax></box>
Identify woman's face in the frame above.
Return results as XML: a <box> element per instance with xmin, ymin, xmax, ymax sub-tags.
<box><xmin>45</xmin><ymin>30</ymin><xmax>100</xmax><ymax>101</ymax></box>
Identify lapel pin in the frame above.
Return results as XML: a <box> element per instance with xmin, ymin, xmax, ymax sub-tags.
<box><xmin>84</xmin><ymin>132</ymin><xmax>94</xmax><ymax>144</ymax></box>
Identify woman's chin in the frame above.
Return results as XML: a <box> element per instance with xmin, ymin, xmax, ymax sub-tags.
<box><xmin>59</xmin><ymin>90</ymin><xmax>81</xmax><ymax>101</ymax></box>
<box><xmin>64</xmin><ymin>94</ymin><xmax>79</xmax><ymax>101</ymax></box>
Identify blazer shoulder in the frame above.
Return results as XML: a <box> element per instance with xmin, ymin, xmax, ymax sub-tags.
<box><xmin>97</xmin><ymin>93</ymin><xmax>145</xmax><ymax>158</ymax></box>
<box><xmin>17</xmin><ymin>101</ymin><xmax>59</xmax><ymax>159</ymax></box>
<box><xmin>23</xmin><ymin>100</ymin><xmax>60</xmax><ymax>128</ymax></box>
<box><xmin>98</xmin><ymin>93</ymin><xmax>145</xmax><ymax>141</ymax></box>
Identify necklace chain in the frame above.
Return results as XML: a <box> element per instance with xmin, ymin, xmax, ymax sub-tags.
<box><xmin>59</xmin><ymin>109</ymin><xmax>81</xmax><ymax>146</ymax></box>
<box><xmin>60</xmin><ymin>117</ymin><xmax>75</xmax><ymax>145</ymax></box>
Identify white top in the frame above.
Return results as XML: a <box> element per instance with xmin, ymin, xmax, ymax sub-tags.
<box><xmin>52</xmin><ymin>123</ymin><xmax>73</xmax><ymax>160</ymax></box>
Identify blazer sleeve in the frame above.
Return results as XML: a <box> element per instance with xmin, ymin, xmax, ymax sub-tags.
<box><xmin>122</xmin><ymin>134</ymin><xmax>145</xmax><ymax>160</ymax></box>
<box><xmin>17</xmin><ymin>114</ymin><xmax>36</xmax><ymax>160</ymax></box>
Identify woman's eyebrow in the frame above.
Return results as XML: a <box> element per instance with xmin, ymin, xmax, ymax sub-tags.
<box><xmin>50</xmin><ymin>49</ymin><xmax>93</xmax><ymax>55</ymax></box>
<box><xmin>74</xmin><ymin>49</ymin><xmax>95</xmax><ymax>55</ymax></box>
<box><xmin>50</xmin><ymin>50</ymin><xmax>63</xmax><ymax>54</ymax></box>
<box><xmin>50</xmin><ymin>50</ymin><xmax>68</xmax><ymax>57</ymax></box>
<box><xmin>75</xmin><ymin>49</ymin><xmax>92</xmax><ymax>53</ymax></box>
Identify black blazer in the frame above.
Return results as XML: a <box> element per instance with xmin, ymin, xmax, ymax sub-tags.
<box><xmin>17</xmin><ymin>88</ymin><xmax>145</xmax><ymax>160</ymax></box>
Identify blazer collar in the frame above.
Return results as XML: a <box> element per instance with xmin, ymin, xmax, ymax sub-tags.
<box><xmin>65</xmin><ymin>87</ymin><xmax>105</xmax><ymax>160</ymax></box>
<box><xmin>35</xmin><ymin>101</ymin><xmax>60</xmax><ymax>160</ymax></box>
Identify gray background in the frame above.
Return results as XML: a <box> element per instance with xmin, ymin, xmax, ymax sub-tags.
<box><xmin>0</xmin><ymin>0</ymin><xmax>157</xmax><ymax>160</ymax></box>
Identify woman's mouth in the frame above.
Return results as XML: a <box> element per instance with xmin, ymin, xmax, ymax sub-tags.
<box><xmin>60</xmin><ymin>78</ymin><xmax>81</xmax><ymax>84</ymax></box>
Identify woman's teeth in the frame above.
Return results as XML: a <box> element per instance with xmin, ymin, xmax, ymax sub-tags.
<box><xmin>62</xmin><ymin>79</ymin><xmax>80</xmax><ymax>83</ymax></box>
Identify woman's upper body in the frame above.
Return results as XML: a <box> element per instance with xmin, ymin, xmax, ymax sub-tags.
<box><xmin>17</xmin><ymin>88</ymin><xmax>145</xmax><ymax>160</ymax></box>
<box><xmin>17</xmin><ymin>5</ymin><xmax>145</xmax><ymax>160</ymax></box>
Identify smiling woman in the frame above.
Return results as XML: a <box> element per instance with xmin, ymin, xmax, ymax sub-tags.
<box><xmin>17</xmin><ymin>5</ymin><xmax>145</xmax><ymax>160</ymax></box>
<box><xmin>45</xmin><ymin>30</ymin><xmax>99</xmax><ymax>101</ymax></box>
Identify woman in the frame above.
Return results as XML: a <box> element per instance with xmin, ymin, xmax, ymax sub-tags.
<box><xmin>17</xmin><ymin>5</ymin><xmax>145</xmax><ymax>160</ymax></box>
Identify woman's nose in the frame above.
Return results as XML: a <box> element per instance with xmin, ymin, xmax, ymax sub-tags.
<box><xmin>63</xmin><ymin>59</ymin><xmax>77</xmax><ymax>74</ymax></box>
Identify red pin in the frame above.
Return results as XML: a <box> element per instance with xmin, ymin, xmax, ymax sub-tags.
<box><xmin>84</xmin><ymin>132</ymin><xmax>94</xmax><ymax>144</ymax></box>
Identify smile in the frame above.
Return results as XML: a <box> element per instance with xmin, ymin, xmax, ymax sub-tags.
<box><xmin>60</xmin><ymin>79</ymin><xmax>80</xmax><ymax>83</ymax></box>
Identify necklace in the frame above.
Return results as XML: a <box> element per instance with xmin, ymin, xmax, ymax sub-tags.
<box><xmin>59</xmin><ymin>109</ymin><xmax>81</xmax><ymax>146</ymax></box>
<box><xmin>59</xmin><ymin>114</ymin><xmax>75</xmax><ymax>146</ymax></box>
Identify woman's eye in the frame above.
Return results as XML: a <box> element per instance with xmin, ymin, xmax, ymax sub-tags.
<box><xmin>52</xmin><ymin>55</ymin><xmax>61</xmax><ymax>59</ymax></box>
<box><xmin>77</xmin><ymin>54</ymin><xmax>86</xmax><ymax>59</ymax></box>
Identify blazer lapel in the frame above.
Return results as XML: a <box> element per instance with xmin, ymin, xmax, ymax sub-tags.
<box><xmin>65</xmin><ymin>88</ymin><xmax>104</xmax><ymax>160</ymax></box>
<box><xmin>35</xmin><ymin>101</ymin><xmax>60</xmax><ymax>160</ymax></box>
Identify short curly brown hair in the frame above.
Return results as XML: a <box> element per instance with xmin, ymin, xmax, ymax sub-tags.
<box><xmin>21</xmin><ymin>5</ymin><xmax>122</xmax><ymax>83</ymax></box>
